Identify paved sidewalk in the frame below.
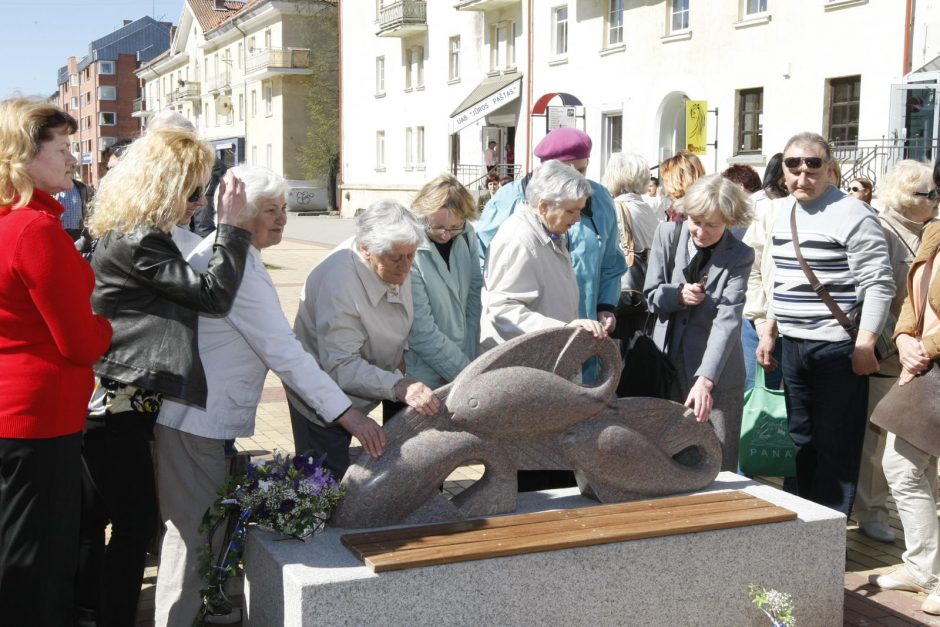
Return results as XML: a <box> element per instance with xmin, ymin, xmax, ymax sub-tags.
<box><xmin>135</xmin><ymin>228</ymin><xmax>940</xmax><ymax>626</ymax></box>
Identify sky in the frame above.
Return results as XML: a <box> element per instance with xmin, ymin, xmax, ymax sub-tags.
<box><xmin>1</xmin><ymin>0</ymin><xmax>185</xmax><ymax>98</ymax></box>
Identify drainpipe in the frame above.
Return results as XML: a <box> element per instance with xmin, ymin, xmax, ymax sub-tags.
<box><xmin>232</xmin><ymin>18</ymin><xmax>249</xmax><ymax>164</ymax></box>
<box><xmin>525</xmin><ymin>0</ymin><xmax>533</xmax><ymax>174</ymax></box>
<box><xmin>903</xmin><ymin>0</ymin><xmax>914</xmax><ymax>76</ymax></box>
<box><xmin>338</xmin><ymin>0</ymin><xmax>344</xmax><ymax>214</ymax></box>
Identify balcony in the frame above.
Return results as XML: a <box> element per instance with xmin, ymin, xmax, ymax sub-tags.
<box><xmin>131</xmin><ymin>97</ymin><xmax>151</xmax><ymax>118</ymax></box>
<box><xmin>244</xmin><ymin>48</ymin><xmax>312</xmax><ymax>81</ymax></box>
<box><xmin>170</xmin><ymin>82</ymin><xmax>201</xmax><ymax>103</ymax></box>
<box><xmin>207</xmin><ymin>71</ymin><xmax>232</xmax><ymax>94</ymax></box>
<box><xmin>454</xmin><ymin>0</ymin><xmax>518</xmax><ymax>11</ymax></box>
<box><xmin>377</xmin><ymin>1</ymin><xmax>427</xmax><ymax>37</ymax></box>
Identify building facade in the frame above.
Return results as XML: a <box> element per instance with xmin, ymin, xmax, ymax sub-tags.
<box><xmin>339</xmin><ymin>0</ymin><xmax>940</xmax><ymax>217</ymax></box>
<box><xmin>57</xmin><ymin>17</ymin><xmax>172</xmax><ymax>186</ymax></box>
<box><xmin>137</xmin><ymin>0</ymin><xmax>330</xmax><ymax>209</ymax></box>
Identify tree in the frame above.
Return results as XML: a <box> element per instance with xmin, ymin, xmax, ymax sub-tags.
<box><xmin>297</xmin><ymin>1</ymin><xmax>340</xmax><ymax>210</ymax></box>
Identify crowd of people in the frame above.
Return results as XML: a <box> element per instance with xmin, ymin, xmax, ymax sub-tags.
<box><xmin>2</xmin><ymin>93</ymin><xmax>940</xmax><ymax>625</ymax></box>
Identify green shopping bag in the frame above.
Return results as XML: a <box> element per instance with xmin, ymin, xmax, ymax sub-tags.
<box><xmin>738</xmin><ymin>367</ymin><xmax>796</xmax><ymax>477</ymax></box>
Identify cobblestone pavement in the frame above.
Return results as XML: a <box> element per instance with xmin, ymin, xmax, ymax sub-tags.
<box><xmin>132</xmin><ymin>223</ymin><xmax>939</xmax><ymax>626</ymax></box>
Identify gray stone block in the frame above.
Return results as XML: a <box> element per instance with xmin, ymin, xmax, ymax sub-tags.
<box><xmin>245</xmin><ymin>472</ymin><xmax>844</xmax><ymax>626</ymax></box>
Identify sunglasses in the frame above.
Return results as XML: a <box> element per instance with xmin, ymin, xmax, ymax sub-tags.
<box><xmin>187</xmin><ymin>186</ymin><xmax>205</xmax><ymax>203</ymax></box>
<box><xmin>783</xmin><ymin>157</ymin><xmax>826</xmax><ymax>170</ymax></box>
<box><xmin>847</xmin><ymin>186</ymin><xmax>866</xmax><ymax>193</ymax></box>
<box><xmin>914</xmin><ymin>188</ymin><xmax>940</xmax><ymax>202</ymax></box>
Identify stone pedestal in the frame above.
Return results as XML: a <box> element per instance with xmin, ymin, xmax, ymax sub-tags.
<box><xmin>244</xmin><ymin>472</ymin><xmax>845</xmax><ymax>626</ymax></box>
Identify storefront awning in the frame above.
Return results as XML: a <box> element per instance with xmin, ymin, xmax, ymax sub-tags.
<box><xmin>449</xmin><ymin>72</ymin><xmax>522</xmax><ymax>133</ymax></box>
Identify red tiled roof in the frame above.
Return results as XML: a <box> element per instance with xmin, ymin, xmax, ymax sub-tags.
<box><xmin>188</xmin><ymin>0</ymin><xmax>261</xmax><ymax>33</ymax></box>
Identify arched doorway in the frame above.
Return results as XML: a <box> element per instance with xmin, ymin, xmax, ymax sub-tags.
<box><xmin>655</xmin><ymin>91</ymin><xmax>688</xmax><ymax>163</ymax></box>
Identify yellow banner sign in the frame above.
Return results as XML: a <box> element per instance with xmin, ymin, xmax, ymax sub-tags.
<box><xmin>685</xmin><ymin>100</ymin><xmax>707</xmax><ymax>155</ymax></box>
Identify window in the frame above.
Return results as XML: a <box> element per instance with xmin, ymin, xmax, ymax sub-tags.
<box><xmin>99</xmin><ymin>112</ymin><xmax>116</xmax><ymax>126</ymax></box>
<box><xmin>251</xmin><ymin>145</ymin><xmax>257</xmax><ymax>165</ymax></box>
<box><xmin>416</xmin><ymin>126</ymin><xmax>425</xmax><ymax>168</ymax></box>
<box><xmin>405</xmin><ymin>49</ymin><xmax>413</xmax><ymax>90</ymax></box>
<box><xmin>264</xmin><ymin>29</ymin><xmax>272</xmax><ymax>50</ymax></box>
<box><xmin>448</xmin><ymin>36</ymin><xmax>460</xmax><ymax>82</ymax></box>
<box><xmin>237</xmin><ymin>42</ymin><xmax>243</xmax><ymax>69</ymax></box>
<box><xmin>490</xmin><ymin>21</ymin><xmax>516</xmax><ymax>72</ymax></box>
<box><xmin>248</xmin><ymin>36</ymin><xmax>256</xmax><ymax>53</ymax></box>
<box><xmin>205</xmin><ymin>103</ymin><xmax>210</xmax><ymax>126</ymax></box>
<box><xmin>602</xmin><ymin>113</ymin><xmax>623</xmax><ymax>169</ymax></box>
<box><xmin>828</xmin><ymin>76</ymin><xmax>861</xmax><ymax>146</ymax></box>
<box><xmin>238</xmin><ymin>93</ymin><xmax>244</xmax><ymax>121</ymax></box>
<box><xmin>98</xmin><ymin>86</ymin><xmax>116</xmax><ymax>100</ymax></box>
<box><xmin>404</xmin><ymin>45</ymin><xmax>424</xmax><ymax>90</ymax></box>
<box><xmin>263</xmin><ymin>81</ymin><xmax>273</xmax><ymax>116</ymax></box>
<box><xmin>376</xmin><ymin>130</ymin><xmax>385</xmax><ymax>170</ymax></box>
<box><xmin>69</xmin><ymin>74</ymin><xmax>78</xmax><ymax>87</ymax></box>
<box><xmin>745</xmin><ymin>0</ymin><xmax>768</xmax><ymax>14</ymax></box>
<box><xmin>99</xmin><ymin>60</ymin><xmax>116</xmax><ymax>75</ymax></box>
<box><xmin>376</xmin><ymin>56</ymin><xmax>385</xmax><ymax>95</ymax></box>
<box><xmin>251</xmin><ymin>90</ymin><xmax>257</xmax><ymax>117</ymax></box>
<box><xmin>607</xmin><ymin>0</ymin><xmax>624</xmax><ymax>47</ymax></box>
<box><xmin>70</xmin><ymin>96</ymin><xmax>78</xmax><ymax>110</ymax></box>
<box><xmin>405</xmin><ymin>127</ymin><xmax>414</xmax><ymax>170</ymax></box>
<box><xmin>736</xmin><ymin>88</ymin><xmax>763</xmax><ymax>154</ymax></box>
<box><xmin>552</xmin><ymin>6</ymin><xmax>568</xmax><ymax>57</ymax></box>
<box><xmin>670</xmin><ymin>0</ymin><xmax>690</xmax><ymax>31</ymax></box>
<box><xmin>266</xmin><ymin>144</ymin><xmax>272</xmax><ymax>168</ymax></box>
<box><xmin>415</xmin><ymin>46</ymin><xmax>424</xmax><ymax>88</ymax></box>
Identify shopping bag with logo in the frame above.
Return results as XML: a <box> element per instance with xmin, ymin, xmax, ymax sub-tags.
<box><xmin>738</xmin><ymin>367</ymin><xmax>795</xmax><ymax>477</ymax></box>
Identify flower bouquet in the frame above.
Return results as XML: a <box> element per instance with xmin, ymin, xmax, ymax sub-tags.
<box><xmin>196</xmin><ymin>452</ymin><xmax>345</xmax><ymax>625</ymax></box>
<box><xmin>748</xmin><ymin>583</ymin><xmax>797</xmax><ymax>626</ymax></box>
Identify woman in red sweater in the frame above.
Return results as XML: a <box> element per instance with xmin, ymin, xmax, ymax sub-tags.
<box><xmin>0</xmin><ymin>99</ymin><xmax>112</xmax><ymax>626</ymax></box>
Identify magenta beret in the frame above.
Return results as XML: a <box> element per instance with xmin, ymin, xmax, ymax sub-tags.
<box><xmin>534</xmin><ymin>127</ymin><xmax>592</xmax><ymax>162</ymax></box>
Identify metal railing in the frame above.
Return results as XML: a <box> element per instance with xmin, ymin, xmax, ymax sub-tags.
<box><xmin>170</xmin><ymin>83</ymin><xmax>201</xmax><ymax>103</ymax></box>
<box><xmin>832</xmin><ymin>137</ymin><xmax>939</xmax><ymax>187</ymax></box>
<box><xmin>206</xmin><ymin>72</ymin><xmax>231</xmax><ymax>92</ymax></box>
<box><xmin>246</xmin><ymin>48</ymin><xmax>311</xmax><ymax>75</ymax></box>
<box><xmin>132</xmin><ymin>97</ymin><xmax>146</xmax><ymax>113</ymax></box>
<box><xmin>378</xmin><ymin>1</ymin><xmax>427</xmax><ymax>31</ymax></box>
<box><xmin>453</xmin><ymin>163</ymin><xmax>522</xmax><ymax>189</ymax></box>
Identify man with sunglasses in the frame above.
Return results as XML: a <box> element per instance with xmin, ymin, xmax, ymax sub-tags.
<box><xmin>756</xmin><ymin>132</ymin><xmax>895</xmax><ymax>517</ymax></box>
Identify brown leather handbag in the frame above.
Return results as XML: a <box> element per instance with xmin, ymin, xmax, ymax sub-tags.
<box><xmin>870</xmin><ymin>242</ymin><xmax>940</xmax><ymax>457</ymax></box>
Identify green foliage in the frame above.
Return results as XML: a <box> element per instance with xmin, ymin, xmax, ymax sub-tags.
<box><xmin>748</xmin><ymin>583</ymin><xmax>797</xmax><ymax>626</ymax></box>
<box><xmin>297</xmin><ymin>1</ymin><xmax>340</xmax><ymax>209</ymax></box>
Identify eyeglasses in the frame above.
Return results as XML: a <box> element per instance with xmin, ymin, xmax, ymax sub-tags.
<box><xmin>425</xmin><ymin>222</ymin><xmax>466</xmax><ymax>236</ymax></box>
<box><xmin>914</xmin><ymin>188</ymin><xmax>940</xmax><ymax>202</ymax></box>
<box><xmin>187</xmin><ymin>186</ymin><xmax>205</xmax><ymax>203</ymax></box>
<box><xmin>783</xmin><ymin>157</ymin><xmax>826</xmax><ymax>170</ymax></box>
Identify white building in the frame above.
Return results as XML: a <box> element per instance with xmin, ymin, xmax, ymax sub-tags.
<box><xmin>339</xmin><ymin>0</ymin><xmax>940</xmax><ymax>217</ymax></box>
<box><xmin>136</xmin><ymin>0</ymin><xmax>331</xmax><ymax>209</ymax></box>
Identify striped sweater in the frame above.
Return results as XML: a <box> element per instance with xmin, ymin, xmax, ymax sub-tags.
<box><xmin>768</xmin><ymin>186</ymin><xmax>894</xmax><ymax>342</ymax></box>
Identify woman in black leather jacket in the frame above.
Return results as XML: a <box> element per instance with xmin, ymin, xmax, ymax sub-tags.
<box><xmin>75</xmin><ymin>127</ymin><xmax>251</xmax><ymax>627</ymax></box>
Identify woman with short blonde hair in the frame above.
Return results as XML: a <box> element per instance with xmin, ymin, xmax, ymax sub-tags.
<box><xmin>0</xmin><ymin>97</ymin><xmax>113</xmax><ymax>627</ymax></box>
<box><xmin>644</xmin><ymin>174</ymin><xmax>755</xmax><ymax>471</ymax></box>
<box><xmin>405</xmin><ymin>173</ymin><xmax>484</xmax><ymax>390</ymax></box>
<box><xmin>660</xmin><ymin>151</ymin><xmax>705</xmax><ymax>221</ymax></box>
<box><xmin>77</xmin><ymin>128</ymin><xmax>253</xmax><ymax>625</ymax></box>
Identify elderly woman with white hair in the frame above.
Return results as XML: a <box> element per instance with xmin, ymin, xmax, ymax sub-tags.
<box><xmin>480</xmin><ymin>159</ymin><xmax>608</xmax><ymax>349</ymax></box>
<box><xmin>644</xmin><ymin>173</ymin><xmax>755</xmax><ymax>471</ymax></box>
<box><xmin>287</xmin><ymin>200</ymin><xmax>441</xmax><ymax>479</ymax></box>
<box><xmin>151</xmin><ymin>166</ymin><xmax>369</xmax><ymax>625</ymax></box>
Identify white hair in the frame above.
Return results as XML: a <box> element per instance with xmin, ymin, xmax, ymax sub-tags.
<box><xmin>602</xmin><ymin>152</ymin><xmax>650</xmax><ymax>196</ymax></box>
<box><xmin>524</xmin><ymin>159</ymin><xmax>592</xmax><ymax>208</ymax></box>
<box><xmin>147</xmin><ymin>110</ymin><xmax>196</xmax><ymax>133</ymax></box>
<box><xmin>219</xmin><ymin>165</ymin><xmax>287</xmax><ymax>219</ymax></box>
<box><xmin>355</xmin><ymin>199</ymin><xmax>422</xmax><ymax>255</ymax></box>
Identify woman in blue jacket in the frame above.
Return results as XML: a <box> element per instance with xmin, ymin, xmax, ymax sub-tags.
<box><xmin>405</xmin><ymin>174</ymin><xmax>483</xmax><ymax>388</ymax></box>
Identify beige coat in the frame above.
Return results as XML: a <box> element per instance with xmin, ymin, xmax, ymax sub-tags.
<box><xmin>480</xmin><ymin>207</ymin><xmax>579</xmax><ymax>351</ymax></box>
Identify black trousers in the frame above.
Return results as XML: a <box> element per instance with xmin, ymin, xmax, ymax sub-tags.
<box><xmin>76</xmin><ymin>413</ymin><xmax>158</xmax><ymax>627</ymax></box>
<box><xmin>0</xmin><ymin>432</ymin><xmax>82</xmax><ymax>627</ymax></box>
